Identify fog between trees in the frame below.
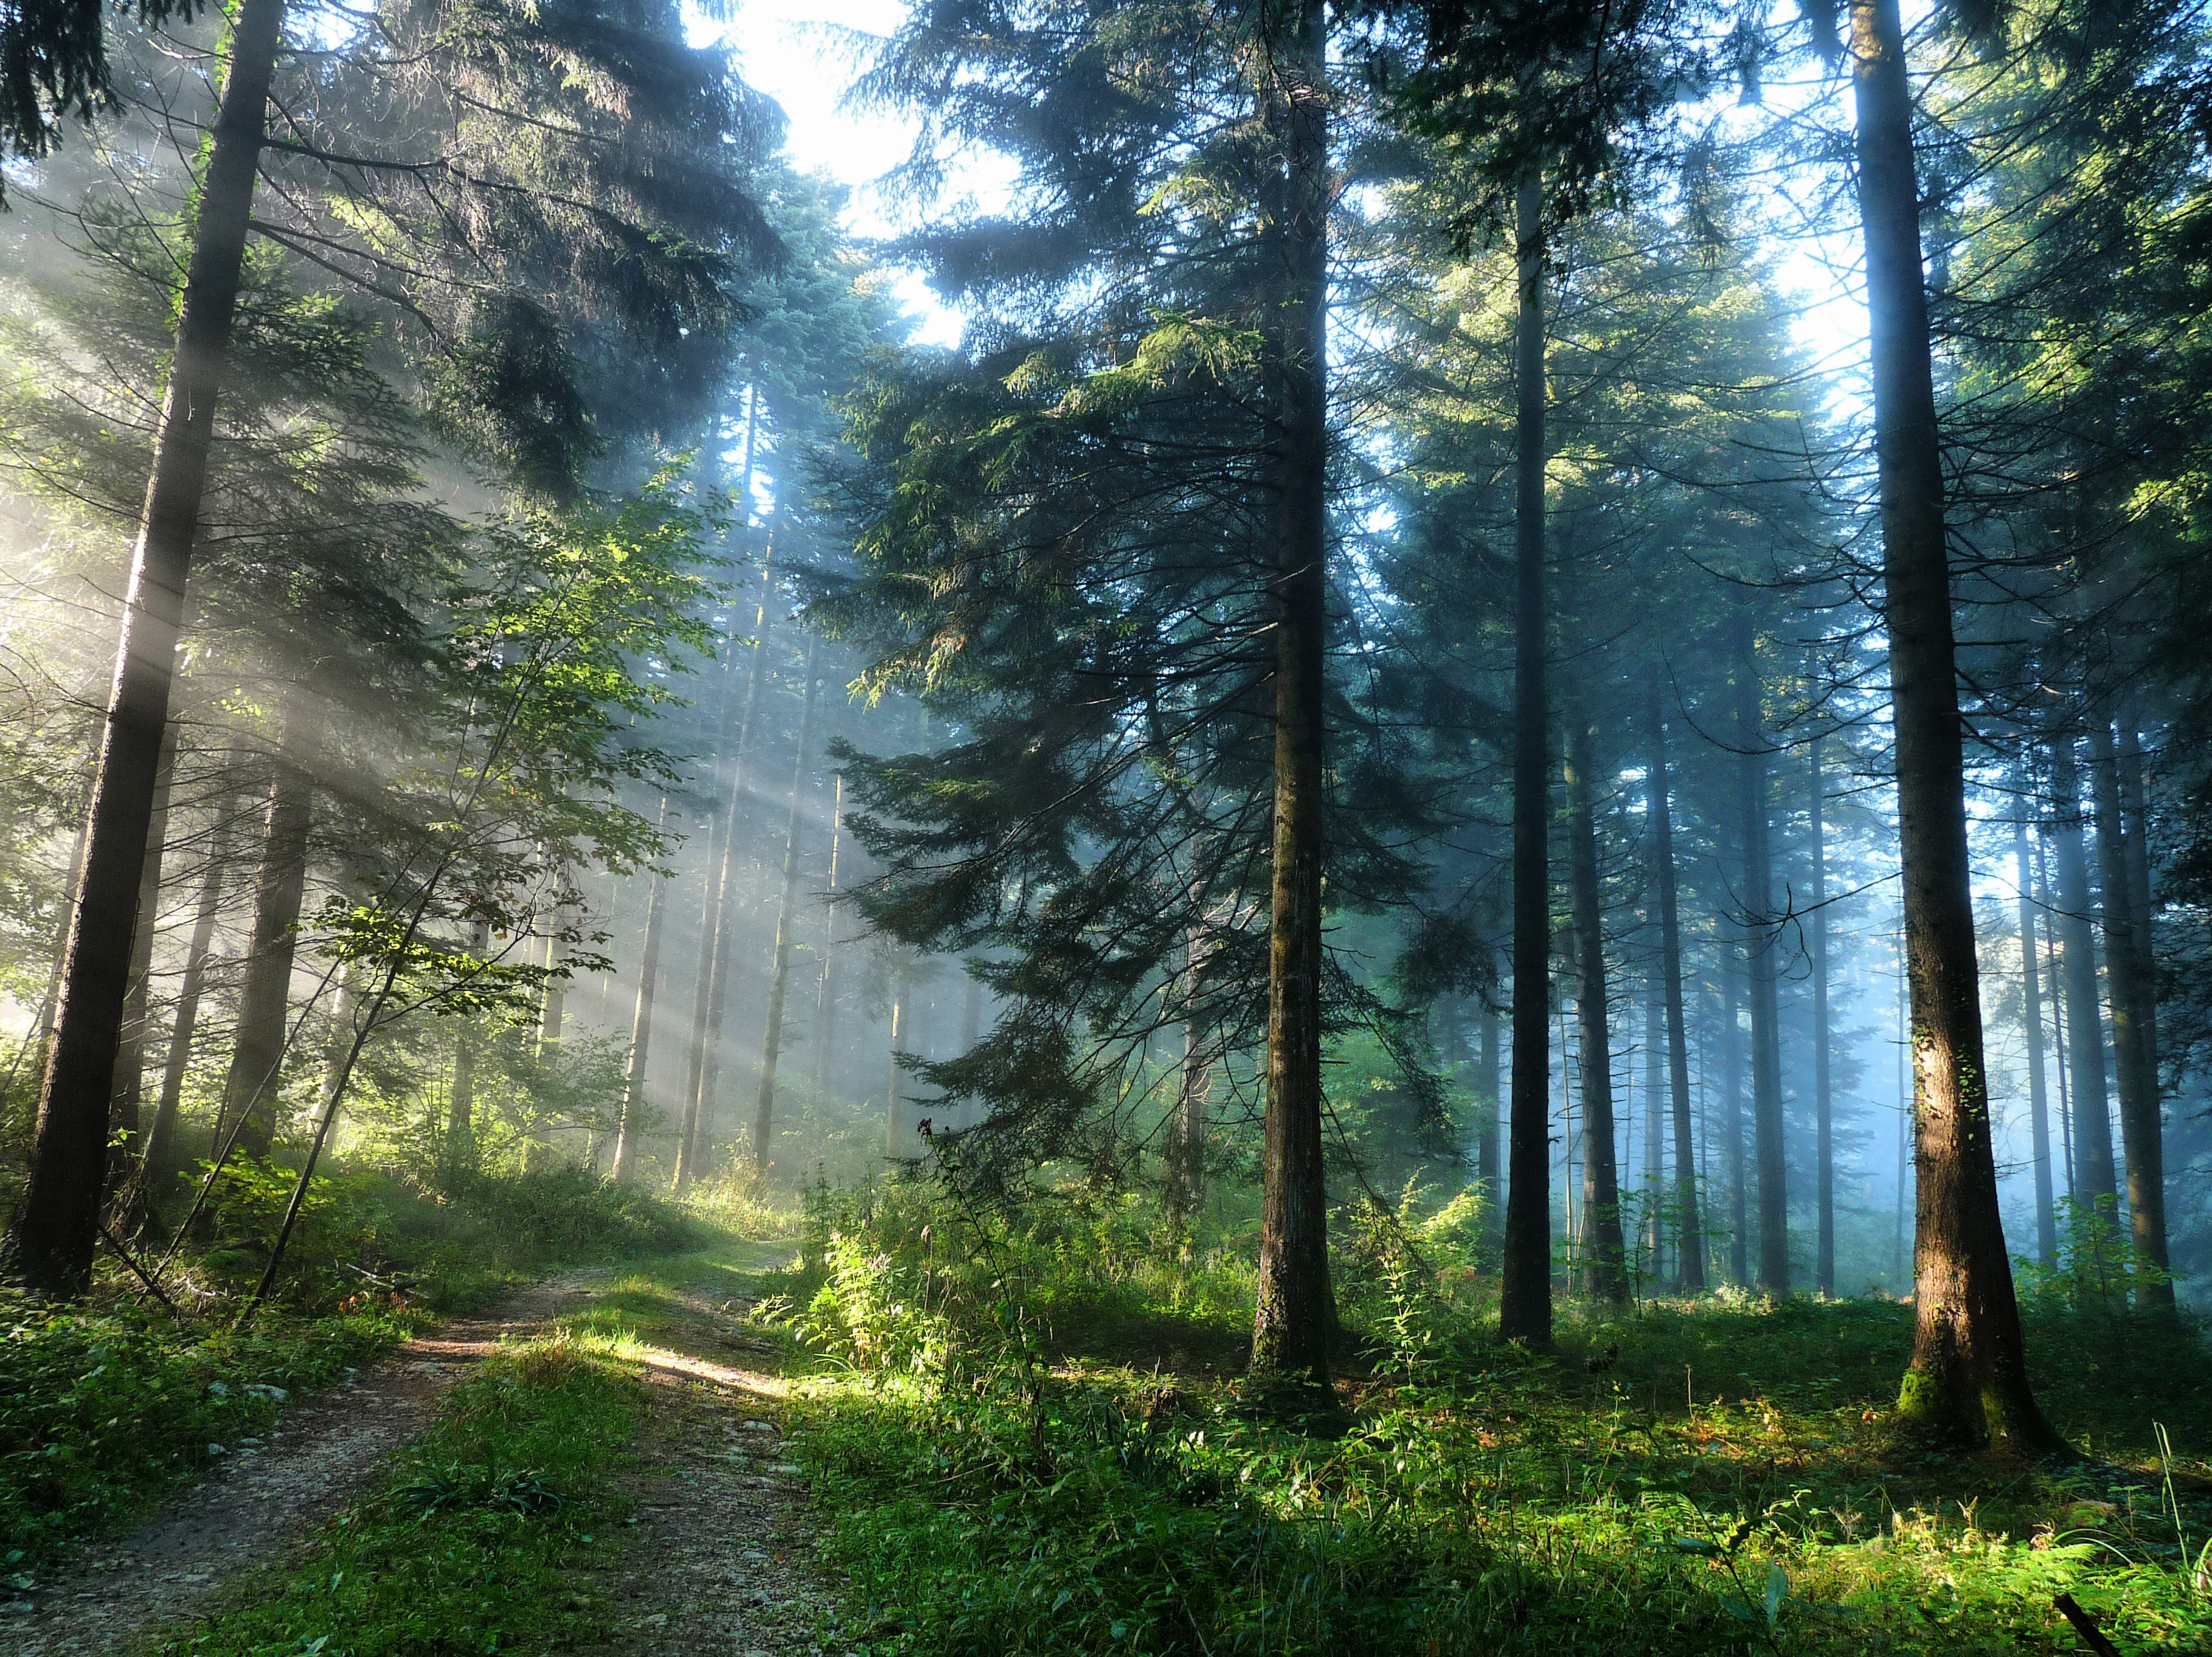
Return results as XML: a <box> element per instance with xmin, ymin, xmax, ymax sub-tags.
<box><xmin>0</xmin><ymin>0</ymin><xmax>2208</xmax><ymax>1453</ymax></box>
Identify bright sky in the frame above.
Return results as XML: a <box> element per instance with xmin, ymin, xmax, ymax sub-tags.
<box><xmin>707</xmin><ymin>0</ymin><xmax>969</xmax><ymax>345</ymax></box>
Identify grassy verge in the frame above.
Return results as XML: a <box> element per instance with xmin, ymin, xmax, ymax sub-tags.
<box><xmin>147</xmin><ymin>1338</ymin><xmax>644</xmax><ymax>1657</ymax></box>
<box><xmin>0</xmin><ymin>1297</ymin><xmax>409</xmax><ymax>1579</ymax></box>
<box><xmin>2</xmin><ymin>1164</ymin><xmax>716</xmax><ymax>1578</ymax></box>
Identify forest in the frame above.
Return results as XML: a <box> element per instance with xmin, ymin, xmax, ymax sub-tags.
<box><xmin>2</xmin><ymin>0</ymin><xmax>2211</xmax><ymax>1652</ymax></box>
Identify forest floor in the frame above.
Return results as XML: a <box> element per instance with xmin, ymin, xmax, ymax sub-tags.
<box><xmin>0</xmin><ymin>1241</ymin><xmax>836</xmax><ymax>1657</ymax></box>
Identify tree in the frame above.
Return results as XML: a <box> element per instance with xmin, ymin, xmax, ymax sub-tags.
<box><xmin>1835</xmin><ymin>0</ymin><xmax>2059</xmax><ymax>1449</ymax></box>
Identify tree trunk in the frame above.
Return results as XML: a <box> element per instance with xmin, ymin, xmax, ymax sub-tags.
<box><xmin>749</xmin><ymin>640</ymin><xmax>822</xmax><ymax>1175</ymax></box>
<box><xmin>1500</xmin><ymin>173</ymin><xmax>1554</xmax><ymax>1349</ymax></box>
<box><xmin>221</xmin><ymin>752</ymin><xmax>314</xmax><ymax>1163</ymax></box>
<box><xmin>445</xmin><ymin>921</ymin><xmax>489</xmax><ymax>1177</ymax></box>
<box><xmin>609</xmin><ymin>797</ymin><xmax>670</xmax><ymax>1184</ymax></box>
<box><xmin>810</xmin><ymin>773</ymin><xmax>844</xmax><ymax>1107</ymax></box>
<box><xmin>1646</xmin><ymin>687</ymin><xmax>1702</xmax><ymax>1290</ymax></box>
<box><xmin>1850</xmin><ymin>0</ymin><xmax>2057</xmax><ymax>1448</ymax></box>
<box><xmin>142</xmin><ymin>763</ymin><xmax>241</xmax><ymax>1192</ymax></box>
<box><xmin>2</xmin><ymin>0</ymin><xmax>284</xmax><ymax>1294</ymax></box>
<box><xmin>681</xmin><ymin>542</ymin><xmax>780</xmax><ymax>1185</ymax></box>
<box><xmin>2048</xmin><ymin>736</ymin><xmax>2116</xmax><ymax>1211</ymax></box>
<box><xmin>1722</xmin><ymin>924</ymin><xmax>1749</xmax><ymax>1284</ymax></box>
<box><xmin>110</xmin><ymin>719</ymin><xmax>181</xmax><ymax>1183</ymax></box>
<box><xmin>1810</xmin><ymin>736</ymin><xmax>1834</xmax><ymax>1295</ymax></box>
<box><xmin>2089</xmin><ymin>719</ymin><xmax>2169</xmax><ymax>1307</ymax></box>
<box><xmin>1475</xmin><ymin>994</ymin><xmax>1500</xmax><ymax>1249</ymax></box>
<box><xmin>1249</xmin><ymin>0</ymin><xmax>1334</xmax><ymax>1391</ymax></box>
<box><xmin>2036</xmin><ymin>832</ymin><xmax>2076</xmax><ymax>1209</ymax></box>
<box><xmin>1564</xmin><ymin>710</ymin><xmax>1626</xmax><ymax>1303</ymax></box>
<box><xmin>1734</xmin><ymin>611</ymin><xmax>1787</xmax><ymax>1298</ymax></box>
<box><xmin>675</xmin><ymin>407</ymin><xmax>766</xmax><ymax>1186</ymax></box>
<box><xmin>2013</xmin><ymin>821</ymin><xmax>2059</xmax><ymax>1270</ymax></box>
<box><xmin>883</xmin><ymin>981</ymin><xmax>906</xmax><ymax>1157</ymax></box>
<box><xmin>1643</xmin><ymin>974</ymin><xmax>1663</xmax><ymax>1282</ymax></box>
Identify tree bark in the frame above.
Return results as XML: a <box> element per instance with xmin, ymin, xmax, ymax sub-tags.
<box><xmin>1475</xmin><ymin>994</ymin><xmax>1500</xmax><ymax>1248</ymax></box>
<box><xmin>1249</xmin><ymin>0</ymin><xmax>1334</xmax><ymax>1391</ymax></box>
<box><xmin>1850</xmin><ymin>0</ymin><xmax>2056</xmax><ymax>1448</ymax></box>
<box><xmin>809</xmin><ymin>773</ymin><xmax>844</xmax><ymax>1107</ymax></box>
<box><xmin>883</xmin><ymin>980</ymin><xmax>906</xmax><ymax>1157</ymax></box>
<box><xmin>2048</xmin><ymin>737</ymin><xmax>2116</xmax><ymax>1211</ymax></box>
<box><xmin>110</xmin><ymin>719</ymin><xmax>181</xmax><ymax>1180</ymax></box>
<box><xmin>749</xmin><ymin>640</ymin><xmax>822</xmax><ymax>1174</ymax></box>
<box><xmin>1500</xmin><ymin>173</ymin><xmax>1554</xmax><ymax>1348</ymax></box>
<box><xmin>1722</xmin><ymin>920</ymin><xmax>1749</xmax><ymax>1284</ymax></box>
<box><xmin>1564</xmin><ymin>710</ymin><xmax>1626</xmax><ymax>1303</ymax></box>
<box><xmin>1643</xmin><ymin>974</ymin><xmax>1663</xmax><ymax>1282</ymax></box>
<box><xmin>2088</xmin><ymin>718</ymin><xmax>2169</xmax><ymax>1306</ymax></box>
<box><xmin>445</xmin><ymin>921</ymin><xmax>489</xmax><ymax>1177</ymax></box>
<box><xmin>3</xmin><ymin>0</ymin><xmax>284</xmax><ymax>1294</ymax></box>
<box><xmin>1734</xmin><ymin>609</ymin><xmax>1787</xmax><ymax>1297</ymax></box>
<box><xmin>221</xmin><ymin>750</ymin><xmax>314</xmax><ymax>1163</ymax></box>
<box><xmin>1811</xmin><ymin>736</ymin><xmax>1834</xmax><ymax>1295</ymax></box>
<box><xmin>2013</xmin><ymin>819</ymin><xmax>2058</xmax><ymax>1269</ymax></box>
<box><xmin>610</xmin><ymin>797</ymin><xmax>670</xmax><ymax>1184</ymax></box>
<box><xmin>1646</xmin><ymin>687</ymin><xmax>1702</xmax><ymax>1290</ymax></box>
<box><xmin>142</xmin><ymin>762</ymin><xmax>241</xmax><ymax>1192</ymax></box>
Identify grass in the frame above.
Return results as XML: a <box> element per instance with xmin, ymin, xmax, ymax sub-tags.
<box><xmin>771</xmin><ymin>1181</ymin><xmax>2212</xmax><ymax>1656</ymax></box>
<box><xmin>0</xmin><ymin>1296</ymin><xmax>407</xmax><ymax>1577</ymax></box>
<box><xmin>1</xmin><ymin>1161</ymin><xmax>711</xmax><ymax>1579</ymax></box>
<box><xmin>147</xmin><ymin>1338</ymin><xmax>645</xmax><ymax>1657</ymax></box>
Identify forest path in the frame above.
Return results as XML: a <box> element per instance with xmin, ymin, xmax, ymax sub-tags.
<box><xmin>0</xmin><ymin>1272</ymin><xmax>603</xmax><ymax>1657</ymax></box>
<box><xmin>1</xmin><ymin>1245</ymin><xmax>832</xmax><ymax>1657</ymax></box>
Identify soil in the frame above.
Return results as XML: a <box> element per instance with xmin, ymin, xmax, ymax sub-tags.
<box><xmin>0</xmin><ymin>1273</ymin><xmax>834</xmax><ymax>1657</ymax></box>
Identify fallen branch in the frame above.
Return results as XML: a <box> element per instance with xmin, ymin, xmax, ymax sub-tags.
<box><xmin>2054</xmin><ymin>1593</ymin><xmax>2122</xmax><ymax>1657</ymax></box>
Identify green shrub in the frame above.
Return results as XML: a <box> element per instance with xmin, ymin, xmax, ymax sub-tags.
<box><xmin>0</xmin><ymin>1295</ymin><xmax>405</xmax><ymax>1572</ymax></box>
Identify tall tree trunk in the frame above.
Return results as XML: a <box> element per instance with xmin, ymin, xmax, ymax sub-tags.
<box><xmin>1810</xmin><ymin>737</ymin><xmax>1834</xmax><ymax>1295</ymax></box>
<box><xmin>3</xmin><ymin>0</ymin><xmax>284</xmax><ymax>1294</ymax></box>
<box><xmin>142</xmin><ymin>762</ymin><xmax>241</xmax><ymax>1192</ymax></box>
<box><xmin>1722</xmin><ymin>924</ymin><xmax>1748</xmax><ymax>1284</ymax></box>
<box><xmin>2036</xmin><ymin>833</ymin><xmax>2076</xmax><ymax>1209</ymax></box>
<box><xmin>2012</xmin><ymin>820</ymin><xmax>2058</xmax><ymax>1268</ymax></box>
<box><xmin>749</xmin><ymin>642</ymin><xmax>822</xmax><ymax>1175</ymax></box>
<box><xmin>1850</xmin><ymin>0</ymin><xmax>2056</xmax><ymax>1448</ymax></box>
<box><xmin>883</xmin><ymin>980</ymin><xmax>906</xmax><ymax>1157</ymax></box>
<box><xmin>681</xmin><ymin>539</ymin><xmax>780</xmax><ymax>1183</ymax></box>
<box><xmin>610</xmin><ymin>797</ymin><xmax>670</xmax><ymax>1184</ymax></box>
<box><xmin>1564</xmin><ymin>710</ymin><xmax>1626</xmax><ymax>1303</ymax></box>
<box><xmin>445</xmin><ymin>921</ymin><xmax>489</xmax><ymax>1177</ymax></box>
<box><xmin>1646</xmin><ymin>688</ymin><xmax>1702</xmax><ymax>1290</ymax></box>
<box><xmin>2089</xmin><ymin>719</ymin><xmax>2169</xmax><ymax>1307</ymax></box>
<box><xmin>1249</xmin><ymin>0</ymin><xmax>1333</xmax><ymax>1390</ymax></box>
<box><xmin>222</xmin><ymin>752</ymin><xmax>314</xmax><ymax>1163</ymax></box>
<box><xmin>1475</xmin><ymin>994</ymin><xmax>1500</xmax><ymax>1250</ymax></box>
<box><xmin>809</xmin><ymin>773</ymin><xmax>844</xmax><ymax>1107</ymax></box>
<box><xmin>1734</xmin><ymin>611</ymin><xmax>1787</xmax><ymax>1297</ymax></box>
<box><xmin>2048</xmin><ymin>737</ymin><xmax>2116</xmax><ymax>1211</ymax></box>
<box><xmin>1643</xmin><ymin>974</ymin><xmax>1663</xmax><ymax>1282</ymax></box>
<box><xmin>1500</xmin><ymin>173</ymin><xmax>1554</xmax><ymax>1348</ymax></box>
<box><xmin>674</xmin><ymin>402</ymin><xmax>764</xmax><ymax>1186</ymax></box>
<box><xmin>111</xmin><ymin>719</ymin><xmax>181</xmax><ymax>1183</ymax></box>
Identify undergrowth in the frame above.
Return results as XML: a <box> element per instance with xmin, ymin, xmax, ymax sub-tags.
<box><xmin>147</xmin><ymin>1338</ymin><xmax>643</xmax><ymax>1657</ymax></box>
<box><xmin>776</xmin><ymin>1177</ymin><xmax>2212</xmax><ymax>1656</ymax></box>
<box><xmin>1</xmin><ymin>1161</ymin><xmax>698</xmax><ymax>1579</ymax></box>
<box><xmin>0</xmin><ymin>1296</ymin><xmax>406</xmax><ymax>1576</ymax></box>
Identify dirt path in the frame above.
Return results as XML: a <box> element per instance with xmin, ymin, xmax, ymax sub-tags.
<box><xmin>0</xmin><ymin>1275</ymin><xmax>600</xmax><ymax>1657</ymax></box>
<box><xmin>584</xmin><ymin>1337</ymin><xmax>834</xmax><ymax>1656</ymax></box>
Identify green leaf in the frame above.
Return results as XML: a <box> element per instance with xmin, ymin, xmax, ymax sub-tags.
<box><xmin>1764</xmin><ymin>1562</ymin><xmax>1788</xmax><ymax>1626</ymax></box>
<box><xmin>1669</xmin><ymin>1535</ymin><xmax>1719</xmax><ymax>1555</ymax></box>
